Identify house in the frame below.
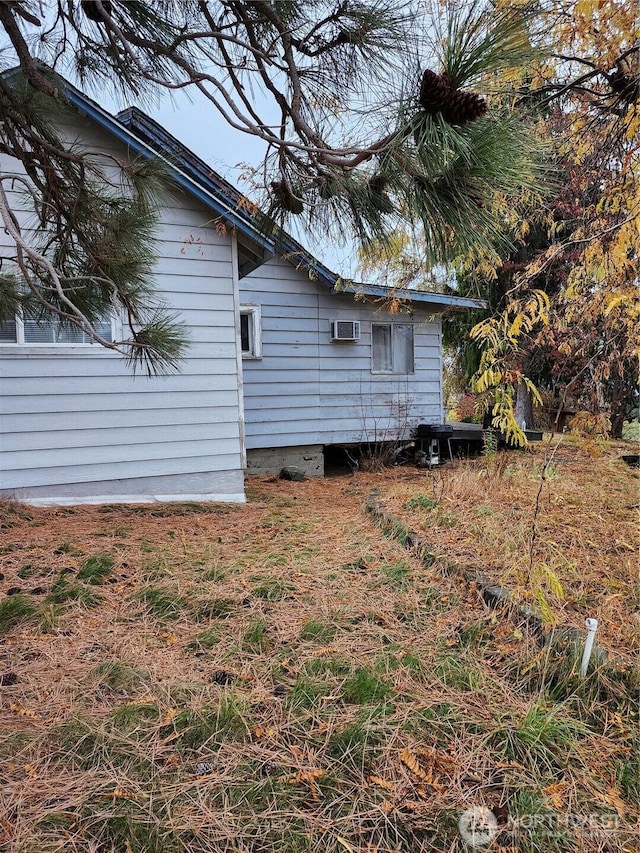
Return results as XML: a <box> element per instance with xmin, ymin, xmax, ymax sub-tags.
<box><xmin>0</xmin><ymin>82</ymin><xmax>485</xmax><ymax>505</ymax></box>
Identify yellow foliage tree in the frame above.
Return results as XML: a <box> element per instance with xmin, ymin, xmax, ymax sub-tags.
<box><xmin>450</xmin><ymin>1</ymin><xmax>638</xmax><ymax>437</ymax></box>
<box><xmin>471</xmin><ymin>291</ymin><xmax>549</xmax><ymax>443</ymax></box>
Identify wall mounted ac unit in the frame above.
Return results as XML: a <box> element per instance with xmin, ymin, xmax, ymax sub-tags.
<box><xmin>330</xmin><ymin>320</ymin><xmax>361</xmax><ymax>341</ymax></box>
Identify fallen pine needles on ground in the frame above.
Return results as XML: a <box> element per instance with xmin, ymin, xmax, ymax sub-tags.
<box><xmin>0</xmin><ymin>440</ymin><xmax>638</xmax><ymax>852</ymax></box>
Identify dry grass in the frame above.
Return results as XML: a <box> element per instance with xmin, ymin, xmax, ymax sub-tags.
<box><xmin>0</xmin><ymin>441</ymin><xmax>638</xmax><ymax>852</ymax></box>
<box><xmin>379</xmin><ymin>437</ymin><xmax>639</xmax><ymax>652</ymax></box>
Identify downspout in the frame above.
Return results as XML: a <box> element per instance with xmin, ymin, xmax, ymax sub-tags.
<box><xmin>230</xmin><ymin>232</ymin><xmax>247</xmax><ymax>468</ymax></box>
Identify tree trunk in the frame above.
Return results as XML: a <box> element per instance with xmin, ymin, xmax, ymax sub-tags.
<box><xmin>609</xmin><ymin>376</ymin><xmax>627</xmax><ymax>440</ymax></box>
<box><xmin>515</xmin><ymin>380</ymin><xmax>534</xmax><ymax>430</ymax></box>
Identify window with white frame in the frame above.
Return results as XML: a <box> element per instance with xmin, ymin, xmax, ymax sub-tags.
<box><xmin>0</xmin><ymin>311</ymin><xmax>114</xmax><ymax>345</ymax></box>
<box><xmin>239</xmin><ymin>304</ymin><xmax>262</xmax><ymax>359</ymax></box>
<box><xmin>371</xmin><ymin>323</ymin><xmax>414</xmax><ymax>374</ymax></box>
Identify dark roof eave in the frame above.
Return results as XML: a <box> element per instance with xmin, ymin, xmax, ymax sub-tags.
<box><xmin>332</xmin><ymin>283</ymin><xmax>488</xmax><ymax>311</ymax></box>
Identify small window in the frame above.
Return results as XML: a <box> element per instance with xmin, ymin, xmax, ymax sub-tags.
<box><xmin>239</xmin><ymin>304</ymin><xmax>262</xmax><ymax>359</ymax></box>
<box><xmin>24</xmin><ymin>315</ymin><xmax>113</xmax><ymax>344</ymax></box>
<box><xmin>371</xmin><ymin>323</ymin><xmax>414</xmax><ymax>374</ymax></box>
<box><xmin>0</xmin><ymin>312</ymin><xmax>114</xmax><ymax>345</ymax></box>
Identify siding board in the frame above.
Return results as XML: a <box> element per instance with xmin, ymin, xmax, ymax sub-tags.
<box><xmin>240</xmin><ymin>256</ymin><xmax>443</xmax><ymax>449</ymax></box>
<box><xmin>3</xmin><ymin>419</ymin><xmax>238</xmax><ymax>452</ymax></box>
<box><xmin>1</xmin><ymin>351</ymin><xmax>238</xmax><ymax>378</ymax></box>
<box><xmin>0</xmin><ymin>109</ymin><xmax>245</xmax><ymax>503</ymax></box>
<box><xmin>1</xmin><ymin>366</ymin><xmax>237</xmax><ymax>396</ymax></box>
<box><xmin>1</xmin><ymin>453</ymin><xmax>242</xmax><ymax>490</ymax></box>
<box><xmin>0</xmin><ymin>406</ymin><xmax>238</xmax><ymax>434</ymax></box>
<box><xmin>1</xmin><ymin>436</ymin><xmax>240</xmax><ymax>471</ymax></box>
<box><xmin>2</xmin><ymin>390</ymin><xmax>236</xmax><ymax>416</ymax></box>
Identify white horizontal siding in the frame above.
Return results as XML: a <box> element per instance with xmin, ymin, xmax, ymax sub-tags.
<box><xmin>2</xmin><ymin>418</ymin><xmax>238</xmax><ymax>453</ymax></box>
<box><xmin>1</xmin><ymin>364</ymin><xmax>237</xmax><ymax>396</ymax></box>
<box><xmin>0</xmin><ymin>109</ymin><xmax>245</xmax><ymax>502</ymax></box>
<box><xmin>0</xmin><ymin>405</ymin><xmax>238</xmax><ymax>434</ymax></box>
<box><xmin>2</xmin><ymin>452</ymin><xmax>242</xmax><ymax>490</ymax></box>
<box><xmin>240</xmin><ymin>257</ymin><xmax>443</xmax><ymax>449</ymax></box>
<box><xmin>1</xmin><ymin>352</ymin><xmax>238</xmax><ymax>377</ymax></box>
<box><xmin>1</xmin><ymin>388</ymin><xmax>237</xmax><ymax>416</ymax></box>
<box><xmin>1</xmin><ymin>434</ymin><xmax>240</xmax><ymax>472</ymax></box>
<box><xmin>145</xmin><ymin>256</ymin><xmax>235</xmax><ymax>279</ymax></box>
<box><xmin>247</xmin><ymin>409</ymin><xmax>325</xmax><ymax>424</ymax></box>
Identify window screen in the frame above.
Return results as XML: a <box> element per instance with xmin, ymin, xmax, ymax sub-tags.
<box><xmin>0</xmin><ymin>320</ymin><xmax>17</xmax><ymax>342</ymax></box>
<box><xmin>240</xmin><ymin>312</ymin><xmax>251</xmax><ymax>353</ymax></box>
<box><xmin>23</xmin><ymin>315</ymin><xmax>113</xmax><ymax>344</ymax></box>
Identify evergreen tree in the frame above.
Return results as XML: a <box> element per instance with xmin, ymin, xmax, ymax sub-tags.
<box><xmin>0</xmin><ymin>1</ymin><xmax>547</xmax><ymax>371</ymax></box>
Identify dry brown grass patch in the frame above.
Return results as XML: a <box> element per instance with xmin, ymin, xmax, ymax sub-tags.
<box><xmin>0</xmin><ymin>456</ymin><xmax>637</xmax><ymax>852</ymax></box>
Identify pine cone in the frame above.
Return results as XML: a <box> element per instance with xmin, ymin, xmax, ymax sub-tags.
<box><xmin>209</xmin><ymin>669</ymin><xmax>233</xmax><ymax>685</ymax></box>
<box><xmin>367</xmin><ymin>174</ymin><xmax>393</xmax><ymax>214</ymax></box>
<box><xmin>271</xmin><ymin>181</ymin><xmax>304</xmax><ymax>215</ymax></box>
<box><xmin>419</xmin><ymin>68</ymin><xmax>487</xmax><ymax>126</ymax></box>
<box><xmin>419</xmin><ymin>69</ymin><xmax>452</xmax><ymax>115</ymax></box>
<box><xmin>368</xmin><ymin>174</ymin><xmax>388</xmax><ymax>195</ymax></box>
<box><xmin>441</xmin><ymin>89</ymin><xmax>488</xmax><ymax>125</ymax></box>
<box><xmin>316</xmin><ymin>174</ymin><xmax>337</xmax><ymax>200</ymax></box>
<box><xmin>82</xmin><ymin>1</ymin><xmax>113</xmax><ymax>22</ymax></box>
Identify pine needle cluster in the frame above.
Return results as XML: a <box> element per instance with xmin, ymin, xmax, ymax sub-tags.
<box><xmin>0</xmin><ymin>69</ymin><xmax>186</xmax><ymax>373</ymax></box>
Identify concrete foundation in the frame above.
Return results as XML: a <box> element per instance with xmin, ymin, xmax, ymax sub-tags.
<box><xmin>245</xmin><ymin>445</ymin><xmax>324</xmax><ymax>477</ymax></box>
<box><xmin>2</xmin><ymin>469</ymin><xmax>246</xmax><ymax>506</ymax></box>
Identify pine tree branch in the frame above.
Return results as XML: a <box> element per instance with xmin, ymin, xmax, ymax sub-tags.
<box><xmin>0</xmin><ymin>178</ymin><xmax>117</xmax><ymax>350</ymax></box>
<box><xmin>0</xmin><ymin>3</ymin><xmax>57</xmax><ymax>97</ymax></box>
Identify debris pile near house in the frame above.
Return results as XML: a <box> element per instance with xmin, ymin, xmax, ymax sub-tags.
<box><xmin>621</xmin><ymin>454</ymin><xmax>639</xmax><ymax>468</ymax></box>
